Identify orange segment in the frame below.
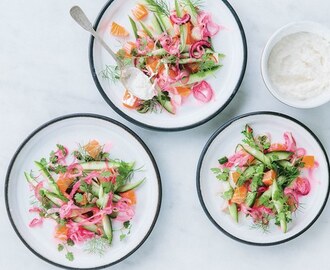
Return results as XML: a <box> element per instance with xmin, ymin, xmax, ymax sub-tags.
<box><xmin>55</xmin><ymin>225</ymin><xmax>68</xmax><ymax>241</ymax></box>
<box><xmin>231</xmin><ymin>185</ymin><xmax>248</xmax><ymax>204</ymax></box>
<box><xmin>231</xmin><ymin>171</ymin><xmax>241</xmax><ymax>184</ymax></box>
<box><xmin>132</xmin><ymin>4</ymin><xmax>148</xmax><ymax>20</ymax></box>
<box><xmin>185</xmin><ymin>22</ymin><xmax>195</xmax><ymax>45</ymax></box>
<box><xmin>110</xmin><ymin>22</ymin><xmax>129</xmax><ymax>37</ymax></box>
<box><xmin>262</xmin><ymin>170</ymin><xmax>276</xmax><ymax>186</ymax></box>
<box><xmin>302</xmin><ymin>155</ymin><xmax>315</xmax><ymax>169</ymax></box>
<box><xmin>146</xmin><ymin>56</ymin><xmax>160</xmax><ymax>73</ymax></box>
<box><xmin>122</xmin><ymin>90</ymin><xmax>140</xmax><ymax>109</ymax></box>
<box><xmin>84</xmin><ymin>140</ymin><xmax>102</xmax><ymax>159</ymax></box>
<box><xmin>57</xmin><ymin>175</ymin><xmax>74</xmax><ymax>194</ymax></box>
<box><xmin>120</xmin><ymin>190</ymin><xmax>136</xmax><ymax>205</ymax></box>
<box><xmin>175</xmin><ymin>86</ymin><xmax>191</xmax><ymax>97</ymax></box>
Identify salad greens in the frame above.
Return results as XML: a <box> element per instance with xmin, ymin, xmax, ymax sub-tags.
<box><xmin>26</xmin><ymin>140</ymin><xmax>144</xmax><ymax>261</ymax></box>
<box><xmin>212</xmin><ymin>124</ymin><xmax>316</xmax><ymax>233</ymax></box>
<box><xmin>106</xmin><ymin>0</ymin><xmax>224</xmax><ymax>114</ymax></box>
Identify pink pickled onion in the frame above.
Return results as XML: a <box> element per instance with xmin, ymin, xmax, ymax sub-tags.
<box><xmin>114</xmin><ymin>198</ymin><xmax>135</xmax><ymax>222</ymax></box>
<box><xmin>159</xmin><ymin>33</ymin><xmax>180</xmax><ymax>55</ymax></box>
<box><xmin>170</xmin><ymin>13</ymin><xmax>191</xmax><ymax>25</ymax></box>
<box><xmin>189</xmin><ymin>40</ymin><xmax>211</xmax><ymax>58</ymax></box>
<box><xmin>284</xmin><ymin>132</ymin><xmax>296</xmax><ymax>152</ymax></box>
<box><xmin>192</xmin><ymin>80</ymin><xmax>213</xmax><ymax>102</ymax></box>
<box><xmin>64</xmin><ymin>163</ymin><xmax>83</xmax><ymax>179</ymax></box>
<box><xmin>197</xmin><ymin>11</ymin><xmax>220</xmax><ymax>38</ymax></box>
<box><xmin>293</xmin><ymin>177</ymin><xmax>311</xmax><ymax>196</ymax></box>
<box><xmin>29</xmin><ymin>218</ymin><xmax>43</xmax><ymax>227</ymax></box>
<box><xmin>67</xmin><ymin>222</ymin><xmax>95</xmax><ymax>243</ymax></box>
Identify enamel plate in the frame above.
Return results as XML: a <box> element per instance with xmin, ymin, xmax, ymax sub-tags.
<box><xmin>197</xmin><ymin>112</ymin><xmax>329</xmax><ymax>245</ymax></box>
<box><xmin>5</xmin><ymin>114</ymin><xmax>161</xmax><ymax>269</ymax></box>
<box><xmin>89</xmin><ymin>0</ymin><xmax>247</xmax><ymax>131</ymax></box>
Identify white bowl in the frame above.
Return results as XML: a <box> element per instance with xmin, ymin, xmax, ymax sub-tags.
<box><xmin>261</xmin><ymin>21</ymin><xmax>330</xmax><ymax>109</ymax></box>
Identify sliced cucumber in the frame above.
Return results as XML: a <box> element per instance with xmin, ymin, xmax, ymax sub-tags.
<box><xmin>40</xmin><ymin>190</ymin><xmax>63</xmax><ymax>207</ymax></box>
<box><xmin>24</xmin><ymin>171</ymin><xmax>38</xmax><ymax>187</ymax></box>
<box><xmin>181</xmin><ymin>0</ymin><xmax>198</xmax><ymax>25</ymax></box>
<box><xmin>277</xmin><ymin>160</ymin><xmax>293</xmax><ymax>169</ymax></box>
<box><xmin>34</xmin><ymin>161</ymin><xmax>68</xmax><ymax>201</ymax></box>
<box><xmin>157</xmin><ymin>91</ymin><xmax>175</xmax><ymax>114</ymax></box>
<box><xmin>128</xmin><ymin>16</ymin><xmax>138</xmax><ymax>39</ymax></box>
<box><xmin>140</xmin><ymin>21</ymin><xmax>154</xmax><ymax>39</ymax></box>
<box><xmin>228</xmin><ymin>203</ymin><xmax>238</xmax><ymax>223</ymax></box>
<box><xmin>151</xmin><ymin>14</ymin><xmax>163</xmax><ymax>34</ymax></box>
<box><xmin>240</xmin><ymin>144</ymin><xmax>272</xmax><ymax>168</ymax></box>
<box><xmin>73</xmin><ymin>217</ymin><xmax>98</xmax><ymax>233</ymax></box>
<box><xmin>117</xmin><ymin>178</ymin><xmax>145</xmax><ymax>192</ymax></box>
<box><xmin>245</xmin><ymin>192</ymin><xmax>257</xmax><ymax>207</ymax></box>
<box><xmin>265</xmin><ymin>151</ymin><xmax>293</xmax><ymax>161</ymax></box>
<box><xmin>171</xmin><ymin>66</ymin><xmax>221</xmax><ymax>87</ymax></box>
<box><xmin>175</xmin><ymin>0</ymin><xmax>187</xmax><ymax>52</ymax></box>
<box><xmin>80</xmin><ymin>161</ymin><xmax>121</xmax><ymax>171</ymax></box>
<box><xmin>102</xmin><ymin>215</ymin><xmax>113</xmax><ymax>244</ymax></box>
<box><xmin>236</xmin><ymin>165</ymin><xmax>256</xmax><ymax>186</ymax></box>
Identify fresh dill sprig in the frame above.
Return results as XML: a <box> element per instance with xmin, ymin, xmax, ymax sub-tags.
<box><xmin>137</xmin><ymin>96</ymin><xmax>160</xmax><ymax>114</ymax></box>
<box><xmin>144</xmin><ymin>0</ymin><xmax>171</xmax><ymax>17</ymax></box>
<box><xmin>180</xmin><ymin>0</ymin><xmax>205</xmax><ymax>9</ymax></box>
<box><xmin>250</xmin><ymin>221</ymin><xmax>270</xmax><ymax>233</ymax></box>
<box><xmin>99</xmin><ymin>65</ymin><xmax>120</xmax><ymax>83</ymax></box>
<box><xmin>84</xmin><ymin>238</ymin><xmax>110</xmax><ymax>257</ymax></box>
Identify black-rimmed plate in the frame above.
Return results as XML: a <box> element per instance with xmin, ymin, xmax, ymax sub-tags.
<box><xmin>197</xmin><ymin>111</ymin><xmax>329</xmax><ymax>245</ymax></box>
<box><xmin>5</xmin><ymin>114</ymin><xmax>161</xmax><ymax>269</ymax></box>
<box><xmin>89</xmin><ymin>0</ymin><xmax>247</xmax><ymax>131</ymax></box>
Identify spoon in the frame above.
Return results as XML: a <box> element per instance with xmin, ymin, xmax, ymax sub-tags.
<box><xmin>69</xmin><ymin>5</ymin><xmax>155</xmax><ymax>100</ymax></box>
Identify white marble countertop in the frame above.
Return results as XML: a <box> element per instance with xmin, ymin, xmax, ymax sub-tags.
<box><xmin>0</xmin><ymin>0</ymin><xmax>329</xmax><ymax>269</ymax></box>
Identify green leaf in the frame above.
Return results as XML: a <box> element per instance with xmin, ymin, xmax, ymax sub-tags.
<box><xmin>74</xmin><ymin>193</ymin><xmax>84</xmax><ymax>203</ymax></box>
<box><xmin>123</xmin><ymin>221</ymin><xmax>131</xmax><ymax>229</ymax></box>
<box><xmin>222</xmin><ymin>189</ymin><xmax>234</xmax><ymax>200</ymax></box>
<box><xmin>67</xmin><ymin>239</ymin><xmax>75</xmax><ymax>247</ymax></box>
<box><xmin>40</xmin><ymin>158</ymin><xmax>48</xmax><ymax>167</ymax></box>
<box><xmin>211</xmin><ymin>168</ymin><xmax>221</xmax><ymax>174</ymax></box>
<box><xmin>120</xmin><ymin>234</ymin><xmax>126</xmax><ymax>241</ymax></box>
<box><xmin>57</xmin><ymin>244</ymin><xmax>64</xmax><ymax>252</ymax></box>
<box><xmin>218</xmin><ymin>156</ymin><xmax>228</xmax><ymax>165</ymax></box>
<box><xmin>65</xmin><ymin>252</ymin><xmax>74</xmax><ymax>261</ymax></box>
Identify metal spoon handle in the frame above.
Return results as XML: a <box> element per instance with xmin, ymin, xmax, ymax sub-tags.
<box><xmin>70</xmin><ymin>6</ymin><xmax>121</xmax><ymax>66</ymax></box>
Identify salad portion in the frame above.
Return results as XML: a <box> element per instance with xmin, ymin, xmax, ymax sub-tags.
<box><xmin>102</xmin><ymin>0</ymin><xmax>224</xmax><ymax>114</ymax></box>
<box><xmin>26</xmin><ymin>140</ymin><xmax>144</xmax><ymax>261</ymax></box>
<box><xmin>211</xmin><ymin>125</ymin><xmax>316</xmax><ymax>233</ymax></box>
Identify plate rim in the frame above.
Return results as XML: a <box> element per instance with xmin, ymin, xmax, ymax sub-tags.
<box><xmin>88</xmin><ymin>0</ymin><xmax>248</xmax><ymax>131</ymax></box>
<box><xmin>4</xmin><ymin>113</ymin><xmax>162</xmax><ymax>269</ymax></box>
<box><xmin>196</xmin><ymin>111</ymin><xmax>330</xmax><ymax>246</ymax></box>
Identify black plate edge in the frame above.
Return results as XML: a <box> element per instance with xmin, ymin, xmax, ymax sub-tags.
<box><xmin>196</xmin><ymin>111</ymin><xmax>330</xmax><ymax>246</ymax></box>
<box><xmin>5</xmin><ymin>113</ymin><xmax>162</xmax><ymax>269</ymax></box>
<box><xmin>88</xmin><ymin>0</ymin><xmax>248</xmax><ymax>131</ymax></box>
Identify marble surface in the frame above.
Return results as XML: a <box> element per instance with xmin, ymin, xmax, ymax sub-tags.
<box><xmin>0</xmin><ymin>0</ymin><xmax>329</xmax><ymax>269</ymax></box>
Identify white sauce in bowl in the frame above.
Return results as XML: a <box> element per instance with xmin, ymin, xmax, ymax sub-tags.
<box><xmin>268</xmin><ymin>32</ymin><xmax>330</xmax><ymax>100</ymax></box>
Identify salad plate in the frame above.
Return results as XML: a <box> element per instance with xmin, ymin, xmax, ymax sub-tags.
<box><xmin>89</xmin><ymin>0</ymin><xmax>247</xmax><ymax>131</ymax></box>
<box><xmin>197</xmin><ymin>111</ymin><xmax>329</xmax><ymax>245</ymax></box>
<box><xmin>5</xmin><ymin>114</ymin><xmax>161</xmax><ymax>269</ymax></box>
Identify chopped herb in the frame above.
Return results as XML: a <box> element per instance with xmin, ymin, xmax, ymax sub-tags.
<box><xmin>74</xmin><ymin>193</ymin><xmax>84</xmax><ymax>203</ymax></box>
<box><xmin>65</xmin><ymin>252</ymin><xmax>74</xmax><ymax>261</ymax></box>
<box><xmin>101</xmin><ymin>171</ymin><xmax>112</xmax><ymax>178</ymax></box>
<box><xmin>222</xmin><ymin>188</ymin><xmax>234</xmax><ymax>200</ymax></box>
<box><xmin>58</xmin><ymin>244</ymin><xmax>64</xmax><ymax>252</ymax></box>
<box><xmin>67</xmin><ymin>239</ymin><xmax>75</xmax><ymax>247</ymax></box>
<box><xmin>218</xmin><ymin>156</ymin><xmax>228</xmax><ymax>165</ymax></box>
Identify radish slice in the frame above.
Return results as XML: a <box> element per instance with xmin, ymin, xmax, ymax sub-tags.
<box><xmin>192</xmin><ymin>80</ymin><xmax>214</xmax><ymax>102</ymax></box>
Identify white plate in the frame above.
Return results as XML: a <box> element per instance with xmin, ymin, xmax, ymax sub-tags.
<box><xmin>5</xmin><ymin>114</ymin><xmax>161</xmax><ymax>269</ymax></box>
<box><xmin>197</xmin><ymin>112</ymin><xmax>330</xmax><ymax>245</ymax></box>
<box><xmin>89</xmin><ymin>0</ymin><xmax>247</xmax><ymax>131</ymax></box>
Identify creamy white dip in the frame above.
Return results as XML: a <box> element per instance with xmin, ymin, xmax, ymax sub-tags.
<box><xmin>268</xmin><ymin>32</ymin><xmax>330</xmax><ymax>100</ymax></box>
<box><xmin>121</xmin><ymin>67</ymin><xmax>155</xmax><ymax>100</ymax></box>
